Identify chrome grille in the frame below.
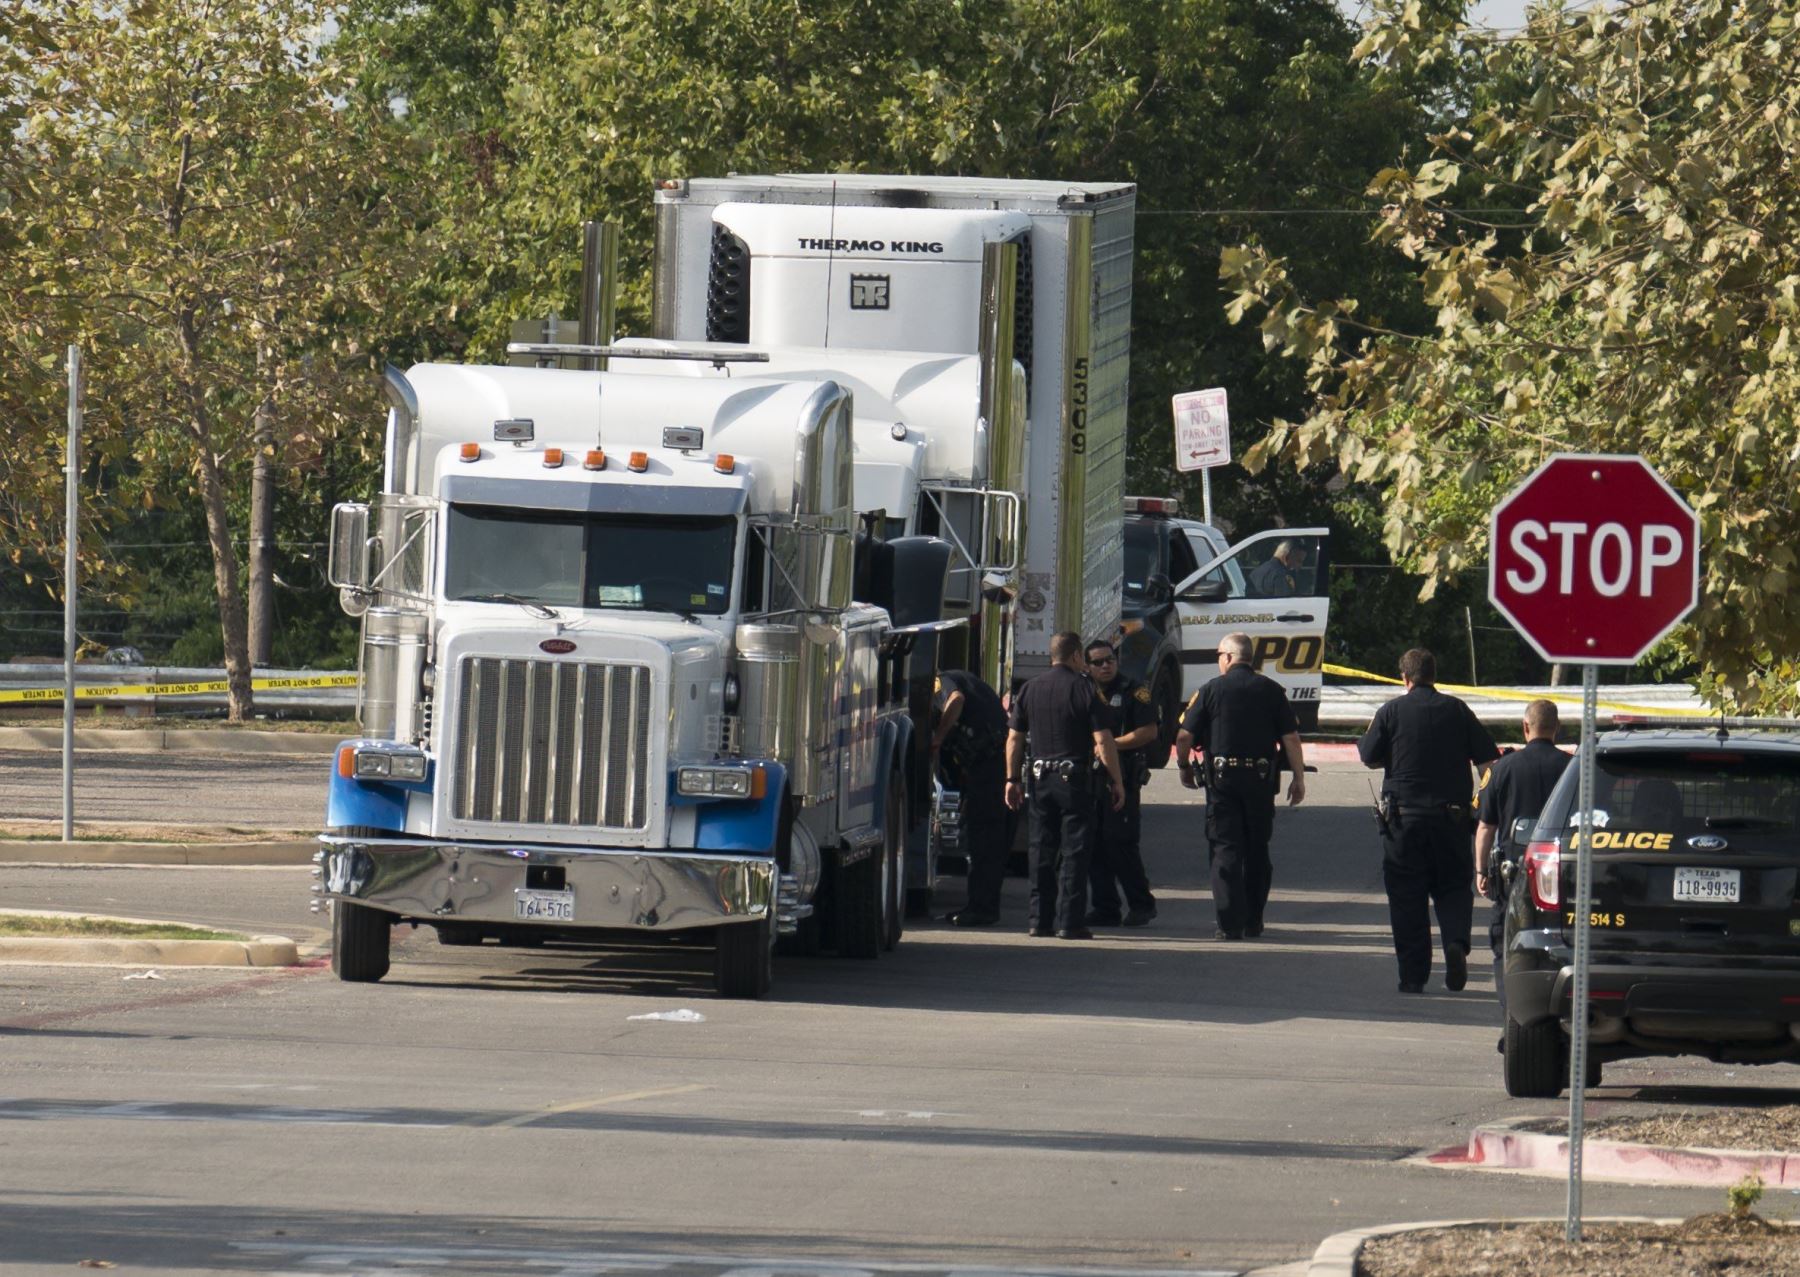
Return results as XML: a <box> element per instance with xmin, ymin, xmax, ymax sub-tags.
<box><xmin>452</xmin><ymin>657</ymin><xmax>653</xmax><ymax>829</ymax></box>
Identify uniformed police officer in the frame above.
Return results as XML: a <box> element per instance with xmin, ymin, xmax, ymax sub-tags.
<box><xmin>1474</xmin><ymin>699</ymin><xmax>1570</xmax><ymax>1021</ymax></box>
<box><xmin>1358</xmin><ymin>648</ymin><xmax>1500</xmax><ymax>993</ymax></box>
<box><xmin>931</xmin><ymin>668</ymin><xmax>1011</xmax><ymax>927</ymax></box>
<box><xmin>1082</xmin><ymin>639</ymin><xmax>1159</xmax><ymax>928</ymax></box>
<box><xmin>1175</xmin><ymin>631</ymin><xmax>1307</xmax><ymax>940</ymax></box>
<box><xmin>1004</xmin><ymin>631</ymin><xmax>1125</xmax><ymax>939</ymax></box>
<box><xmin>1248</xmin><ymin>540</ymin><xmax>1300</xmax><ymax>598</ymax></box>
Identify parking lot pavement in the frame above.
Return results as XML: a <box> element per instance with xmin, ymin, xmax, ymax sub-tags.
<box><xmin>1</xmin><ymin>762</ymin><xmax>1771</xmax><ymax>1275</ymax></box>
<box><xmin>0</xmin><ymin>748</ymin><xmax>323</xmax><ymax>828</ymax></box>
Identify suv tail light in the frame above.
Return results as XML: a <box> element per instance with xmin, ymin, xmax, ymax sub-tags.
<box><xmin>1525</xmin><ymin>839</ymin><xmax>1561</xmax><ymax>910</ymax></box>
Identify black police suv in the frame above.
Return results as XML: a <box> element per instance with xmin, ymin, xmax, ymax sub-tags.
<box><xmin>1502</xmin><ymin>722</ymin><xmax>1800</xmax><ymax>1097</ymax></box>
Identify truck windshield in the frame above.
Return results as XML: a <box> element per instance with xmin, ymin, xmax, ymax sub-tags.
<box><xmin>444</xmin><ymin>506</ymin><xmax>738</xmax><ymax>615</ymax></box>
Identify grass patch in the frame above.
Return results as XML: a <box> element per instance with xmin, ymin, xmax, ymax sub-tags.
<box><xmin>0</xmin><ymin>913</ymin><xmax>247</xmax><ymax>941</ymax></box>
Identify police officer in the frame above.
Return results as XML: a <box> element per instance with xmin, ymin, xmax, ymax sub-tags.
<box><xmin>1474</xmin><ymin>698</ymin><xmax>1570</xmax><ymax>1022</ymax></box>
<box><xmin>1358</xmin><ymin>648</ymin><xmax>1500</xmax><ymax>993</ymax></box>
<box><xmin>1083</xmin><ymin>638</ymin><xmax>1158</xmax><ymax>928</ymax></box>
<box><xmin>931</xmin><ymin>668</ymin><xmax>1011</xmax><ymax>927</ymax></box>
<box><xmin>1248</xmin><ymin>540</ymin><xmax>1300</xmax><ymax>598</ymax></box>
<box><xmin>1175</xmin><ymin>631</ymin><xmax>1306</xmax><ymax>940</ymax></box>
<box><xmin>1004</xmin><ymin>631</ymin><xmax>1125</xmax><ymax>939</ymax></box>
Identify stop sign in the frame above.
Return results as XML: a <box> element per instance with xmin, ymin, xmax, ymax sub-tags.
<box><xmin>1488</xmin><ymin>454</ymin><xmax>1699</xmax><ymax>664</ymax></box>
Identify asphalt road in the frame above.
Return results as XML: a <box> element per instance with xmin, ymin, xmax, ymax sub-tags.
<box><xmin>0</xmin><ymin>748</ymin><xmax>324</xmax><ymax>829</ymax></box>
<box><xmin>1</xmin><ymin>759</ymin><xmax>1792</xmax><ymax>1277</ymax></box>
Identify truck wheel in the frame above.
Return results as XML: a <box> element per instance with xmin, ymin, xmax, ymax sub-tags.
<box><xmin>835</xmin><ymin>844</ymin><xmax>884</xmax><ymax>960</ymax></box>
<box><xmin>882</xmin><ymin>781</ymin><xmax>905</xmax><ymax>952</ymax></box>
<box><xmin>1584</xmin><ymin>1052</ymin><xmax>1603</xmax><ymax>1091</ymax></box>
<box><xmin>714</xmin><ymin>915</ymin><xmax>773</xmax><ymax>998</ymax></box>
<box><xmin>332</xmin><ymin>900</ymin><xmax>391</xmax><ymax>983</ymax></box>
<box><xmin>1148</xmin><ymin>661</ymin><xmax>1180</xmax><ymax>769</ymax></box>
<box><xmin>1503</xmin><ymin>1015</ymin><xmax>1563</xmax><ymax>1098</ymax></box>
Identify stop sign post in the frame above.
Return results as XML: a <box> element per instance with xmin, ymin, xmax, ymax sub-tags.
<box><xmin>1487</xmin><ymin>453</ymin><xmax>1699</xmax><ymax>1242</ymax></box>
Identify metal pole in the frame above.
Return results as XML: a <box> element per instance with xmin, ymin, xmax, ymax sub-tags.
<box><xmin>1202</xmin><ymin>468</ymin><xmax>1214</xmax><ymax>526</ymax></box>
<box><xmin>1565</xmin><ymin>660</ymin><xmax>1598</xmax><ymax>1240</ymax></box>
<box><xmin>62</xmin><ymin>346</ymin><xmax>81</xmax><ymax>841</ymax></box>
<box><xmin>1465</xmin><ymin>606</ymin><xmax>1478</xmax><ymax>685</ymax></box>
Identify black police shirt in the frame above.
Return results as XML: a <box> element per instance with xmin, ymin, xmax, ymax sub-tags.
<box><xmin>1179</xmin><ymin>663</ymin><xmax>1297</xmax><ymax>759</ymax></box>
<box><xmin>1095</xmin><ymin>674</ymin><xmax>1155</xmax><ymax>749</ymax></box>
<box><xmin>934</xmin><ymin>669</ymin><xmax>1008</xmax><ymax>745</ymax></box>
<box><xmin>1008</xmin><ymin>664</ymin><xmax>1110</xmax><ymax>760</ymax></box>
<box><xmin>1476</xmin><ymin>737</ymin><xmax>1571</xmax><ymax>850</ymax></box>
<box><xmin>1358</xmin><ymin>684</ymin><xmax>1500</xmax><ymax>806</ymax></box>
<box><xmin>1248</xmin><ymin>557</ymin><xmax>1298</xmax><ymax>598</ymax></box>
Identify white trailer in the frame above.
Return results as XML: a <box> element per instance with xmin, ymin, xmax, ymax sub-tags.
<box><xmin>649</xmin><ymin>174</ymin><xmax>1136</xmax><ymax>683</ymax></box>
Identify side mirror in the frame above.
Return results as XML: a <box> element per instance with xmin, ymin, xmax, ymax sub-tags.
<box><xmin>328</xmin><ymin>502</ymin><xmax>372</xmax><ymax>590</ymax></box>
<box><xmin>1184</xmin><ymin>579</ymin><xmax>1229</xmax><ymax>604</ymax></box>
<box><xmin>1508</xmin><ymin>816</ymin><xmax>1535</xmax><ymax>850</ymax></box>
<box><xmin>1144</xmin><ymin>573</ymin><xmax>1174</xmax><ymax>604</ymax></box>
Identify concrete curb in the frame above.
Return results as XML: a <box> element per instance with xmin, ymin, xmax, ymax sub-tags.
<box><xmin>0</xmin><ymin>727</ymin><xmax>340</xmax><ymax>755</ymax></box>
<box><xmin>1435</xmin><ymin>1117</ymin><xmax>1800</xmax><ymax>1188</ymax></box>
<box><xmin>0</xmin><ymin>909</ymin><xmax>298</xmax><ymax>967</ymax></box>
<box><xmin>1304</xmin><ymin>1216</ymin><xmax>1681</xmax><ymax>1277</ymax></box>
<box><xmin>0</xmin><ymin>840</ymin><xmax>316</xmax><ymax>866</ymax></box>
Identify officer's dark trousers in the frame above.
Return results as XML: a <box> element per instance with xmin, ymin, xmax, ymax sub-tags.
<box><xmin>956</xmin><ymin>754</ymin><xmax>1008</xmax><ymax>917</ymax></box>
<box><xmin>1487</xmin><ymin>897</ymin><xmax>1508</xmax><ymax>1019</ymax></box>
<box><xmin>1027</xmin><ymin>771</ymin><xmax>1091</xmax><ymax>931</ymax></box>
<box><xmin>1089</xmin><ymin>781</ymin><xmax>1153</xmax><ymax>920</ymax></box>
<box><xmin>1382</xmin><ymin>811</ymin><xmax>1474</xmax><ymax>985</ymax></box>
<box><xmin>1205</xmin><ymin>774</ymin><xmax>1274</xmax><ymax>936</ymax></box>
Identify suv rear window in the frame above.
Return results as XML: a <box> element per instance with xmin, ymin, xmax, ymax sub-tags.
<box><xmin>1548</xmin><ymin>749</ymin><xmax>1800</xmax><ymax>842</ymax></box>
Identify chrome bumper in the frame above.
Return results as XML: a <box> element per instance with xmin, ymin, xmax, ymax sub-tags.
<box><xmin>314</xmin><ymin>835</ymin><xmax>774</xmax><ymax>932</ymax></box>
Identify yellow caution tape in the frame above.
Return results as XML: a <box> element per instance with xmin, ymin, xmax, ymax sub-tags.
<box><xmin>1322</xmin><ymin>663</ymin><xmax>1712</xmax><ymax>719</ymax></box>
<box><xmin>0</xmin><ymin>672</ymin><xmax>358</xmax><ymax>705</ymax></box>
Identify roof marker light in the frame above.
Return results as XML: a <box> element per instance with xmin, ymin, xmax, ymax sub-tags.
<box><xmin>628</xmin><ymin>451</ymin><xmax>649</xmax><ymax>473</ymax></box>
<box><xmin>543</xmin><ymin>448</ymin><xmax>564</xmax><ymax>468</ymax></box>
<box><xmin>584</xmin><ymin>449</ymin><xmax>606</xmax><ymax>471</ymax></box>
<box><xmin>714</xmin><ymin>453</ymin><xmax>735</xmax><ymax>475</ymax></box>
<box><xmin>459</xmin><ymin>442</ymin><xmax>481</xmax><ymax>463</ymax></box>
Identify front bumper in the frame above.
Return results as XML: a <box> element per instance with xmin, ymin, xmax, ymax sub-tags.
<box><xmin>315</xmin><ymin>835</ymin><xmax>775</xmax><ymax>933</ymax></box>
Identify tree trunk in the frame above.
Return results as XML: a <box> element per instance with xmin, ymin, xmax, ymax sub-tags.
<box><xmin>192</xmin><ymin>424</ymin><xmax>254</xmax><ymax>721</ymax></box>
<box><xmin>248</xmin><ymin>390</ymin><xmax>276</xmax><ymax>667</ymax></box>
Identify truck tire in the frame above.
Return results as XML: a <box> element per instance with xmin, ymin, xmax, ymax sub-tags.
<box><xmin>882</xmin><ymin>781</ymin><xmax>905</xmax><ymax>952</ymax></box>
<box><xmin>714</xmin><ymin>915</ymin><xmax>773</xmax><ymax>998</ymax></box>
<box><xmin>1503</xmin><ymin>1015</ymin><xmax>1563</xmax><ymax>1098</ymax></box>
<box><xmin>1147</xmin><ymin>661</ymin><xmax>1181</xmax><ymax>769</ymax></box>
<box><xmin>835</xmin><ymin>844</ymin><xmax>884</xmax><ymax>960</ymax></box>
<box><xmin>332</xmin><ymin>900</ymin><xmax>391</xmax><ymax>983</ymax></box>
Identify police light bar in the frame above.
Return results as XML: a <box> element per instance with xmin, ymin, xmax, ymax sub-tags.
<box><xmin>1612</xmin><ymin>714</ymin><xmax>1800</xmax><ymax>735</ymax></box>
<box><xmin>1125</xmin><ymin>495</ymin><xmax>1179</xmax><ymax>516</ymax></box>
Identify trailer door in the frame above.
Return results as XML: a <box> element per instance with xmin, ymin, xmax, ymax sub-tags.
<box><xmin>1172</xmin><ymin>528</ymin><xmax>1330</xmax><ymax>729</ymax></box>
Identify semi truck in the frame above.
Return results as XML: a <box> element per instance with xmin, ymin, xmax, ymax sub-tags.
<box><xmin>317</xmin><ymin>351</ymin><xmax>962</xmax><ymax>998</ymax></box>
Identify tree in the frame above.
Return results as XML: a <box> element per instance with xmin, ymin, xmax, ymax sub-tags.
<box><xmin>1224</xmin><ymin>0</ymin><xmax>1800</xmax><ymax>708</ymax></box>
<box><xmin>10</xmin><ymin>0</ymin><xmax>427</xmax><ymax>716</ymax></box>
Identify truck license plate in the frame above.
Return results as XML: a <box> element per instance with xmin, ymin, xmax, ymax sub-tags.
<box><xmin>1673</xmin><ymin>866</ymin><xmax>1740</xmax><ymax>903</ymax></box>
<box><xmin>515</xmin><ymin>888</ymin><xmax>575</xmax><ymax>921</ymax></box>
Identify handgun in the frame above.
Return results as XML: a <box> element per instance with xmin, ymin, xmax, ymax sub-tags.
<box><xmin>1366</xmin><ymin>777</ymin><xmax>1392</xmax><ymax>840</ymax></box>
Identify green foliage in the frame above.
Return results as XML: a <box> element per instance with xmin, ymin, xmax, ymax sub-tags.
<box><xmin>1224</xmin><ymin>0</ymin><xmax>1800</xmax><ymax>711</ymax></box>
<box><xmin>1726</xmin><ymin>1172</ymin><xmax>1764</xmax><ymax>1220</ymax></box>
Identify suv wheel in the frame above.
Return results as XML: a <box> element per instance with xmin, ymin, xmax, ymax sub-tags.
<box><xmin>1503</xmin><ymin>1015</ymin><xmax>1563</xmax><ymax>1098</ymax></box>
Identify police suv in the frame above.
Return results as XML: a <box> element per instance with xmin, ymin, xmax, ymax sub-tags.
<box><xmin>1502</xmin><ymin>718</ymin><xmax>1800</xmax><ymax>1097</ymax></box>
<box><xmin>1118</xmin><ymin>496</ymin><xmax>1330</xmax><ymax>758</ymax></box>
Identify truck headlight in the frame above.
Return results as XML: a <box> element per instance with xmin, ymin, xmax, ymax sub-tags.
<box><xmin>350</xmin><ymin>747</ymin><xmax>428</xmax><ymax>782</ymax></box>
<box><xmin>677</xmin><ymin>765</ymin><xmax>759</xmax><ymax>798</ymax></box>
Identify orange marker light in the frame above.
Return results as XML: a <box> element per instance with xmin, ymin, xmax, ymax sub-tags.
<box><xmin>749</xmin><ymin>766</ymin><xmax>767</xmax><ymax>800</ymax></box>
<box><xmin>337</xmin><ymin>745</ymin><xmax>356</xmax><ymax>779</ymax></box>
<box><xmin>459</xmin><ymin>442</ymin><xmax>481</xmax><ymax>462</ymax></box>
<box><xmin>714</xmin><ymin>453</ymin><xmax>735</xmax><ymax>475</ymax></box>
<box><xmin>543</xmin><ymin>448</ymin><xmax>564</xmax><ymax>468</ymax></box>
<box><xmin>628</xmin><ymin>451</ymin><xmax>649</xmax><ymax>472</ymax></box>
<box><xmin>584</xmin><ymin>449</ymin><xmax>606</xmax><ymax>471</ymax></box>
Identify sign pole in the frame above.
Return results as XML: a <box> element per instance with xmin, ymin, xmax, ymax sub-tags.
<box><xmin>1201</xmin><ymin>468</ymin><xmax>1213</xmax><ymax>526</ymax></box>
<box><xmin>1565</xmin><ymin>660</ymin><xmax>1598</xmax><ymax>1240</ymax></box>
<box><xmin>63</xmin><ymin>345</ymin><xmax>82</xmax><ymax>842</ymax></box>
